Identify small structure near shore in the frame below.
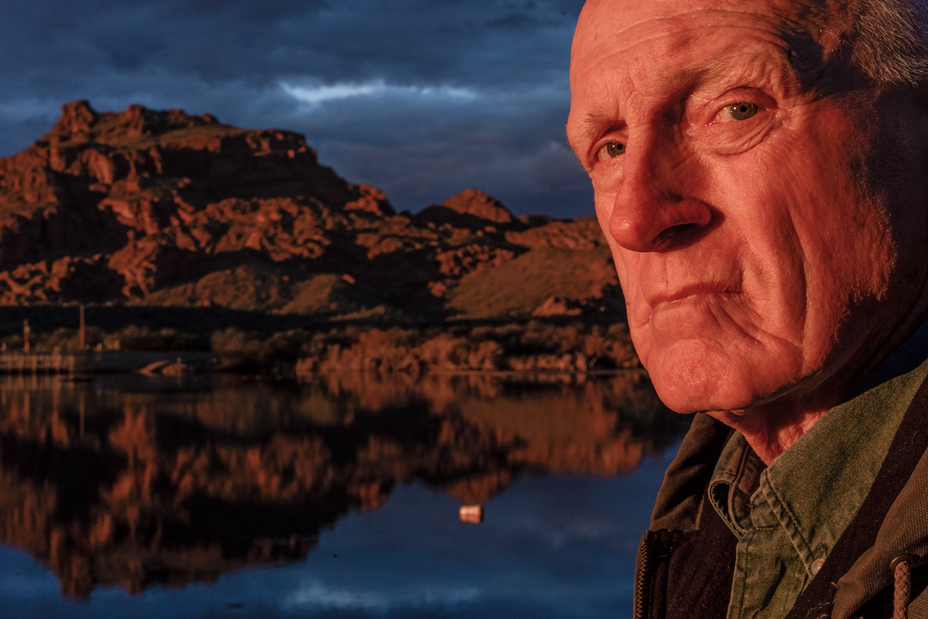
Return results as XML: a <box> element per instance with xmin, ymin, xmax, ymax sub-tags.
<box><xmin>0</xmin><ymin>351</ymin><xmax>92</xmax><ymax>374</ymax></box>
<box><xmin>138</xmin><ymin>358</ymin><xmax>196</xmax><ymax>376</ymax></box>
<box><xmin>0</xmin><ymin>351</ymin><xmax>216</xmax><ymax>375</ymax></box>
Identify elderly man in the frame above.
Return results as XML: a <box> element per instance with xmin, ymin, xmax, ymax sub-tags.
<box><xmin>567</xmin><ymin>0</ymin><xmax>928</xmax><ymax>617</ymax></box>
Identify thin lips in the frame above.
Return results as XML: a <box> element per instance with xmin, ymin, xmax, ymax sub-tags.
<box><xmin>648</xmin><ymin>283</ymin><xmax>734</xmax><ymax>307</ymax></box>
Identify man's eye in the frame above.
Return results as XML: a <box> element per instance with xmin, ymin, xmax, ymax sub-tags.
<box><xmin>597</xmin><ymin>141</ymin><xmax>626</xmax><ymax>160</ymax></box>
<box><xmin>722</xmin><ymin>102</ymin><xmax>759</xmax><ymax>121</ymax></box>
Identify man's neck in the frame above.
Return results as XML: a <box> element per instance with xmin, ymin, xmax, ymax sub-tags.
<box><xmin>709</xmin><ymin>304</ymin><xmax>928</xmax><ymax>465</ymax></box>
<box><xmin>707</xmin><ymin>405</ymin><xmax>830</xmax><ymax>465</ymax></box>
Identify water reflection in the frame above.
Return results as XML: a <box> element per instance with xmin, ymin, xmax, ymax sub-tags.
<box><xmin>0</xmin><ymin>371</ymin><xmax>686</xmax><ymax>599</ymax></box>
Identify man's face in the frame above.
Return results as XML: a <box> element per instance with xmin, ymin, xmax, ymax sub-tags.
<box><xmin>567</xmin><ymin>0</ymin><xmax>928</xmax><ymax>415</ymax></box>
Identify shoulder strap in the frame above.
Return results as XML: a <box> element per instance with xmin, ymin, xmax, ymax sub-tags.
<box><xmin>785</xmin><ymin>373</ymin><xmax>928</xmax><ymax>619</ymax></box>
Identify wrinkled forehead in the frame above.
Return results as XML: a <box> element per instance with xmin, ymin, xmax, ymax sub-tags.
<box><xmin>571</xmin><ymin>0</ymin><xmax>827</xmax><ymax>74</ymax></box>
<box><xmin>574</xmin><ymin>0</ymin><xmax>817</xmax><ymax>36</ymax></box>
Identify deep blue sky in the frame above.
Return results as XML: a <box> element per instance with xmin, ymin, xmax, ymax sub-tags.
<box><xmin>0</xmin><ymin>0</ymin><xmax>594</xmax><ymax>218</ymax></box>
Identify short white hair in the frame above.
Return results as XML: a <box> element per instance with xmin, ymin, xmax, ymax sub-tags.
<box><xmin>852</xmin><ymin>0</ymin><xmax>928</xmax><ymax>84</ymax></box>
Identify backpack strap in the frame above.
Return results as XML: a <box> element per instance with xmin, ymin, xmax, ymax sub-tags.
<box><xmin>785</xmin><ymin>374</ymin><xmax>928</xmax><ymax>619</ymax></box>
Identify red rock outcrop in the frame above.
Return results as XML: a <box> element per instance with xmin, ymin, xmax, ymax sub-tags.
<box><xmin>0</xmin><ymin>101</ymin><xmax>621</xmax><ymax>318</ymax></box>
<box><xmin>441</xmin><ymin>188</ymin><xmax>514</xmax><ymax>224</ymax></box>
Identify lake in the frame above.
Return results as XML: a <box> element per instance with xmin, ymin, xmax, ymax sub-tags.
<box><xmin>0</xmin><ymin>370</ymin><xmax>689</xmax><ymax>619</ymax></box>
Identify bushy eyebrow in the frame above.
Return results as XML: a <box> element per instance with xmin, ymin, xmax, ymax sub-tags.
<box><xmin>568</xmin><ymin>110</ymin><xmax>620</xmax><ymax>163</ymax></box>
<box><xmin>566</xmin><ymin>63</ymin><xmax>715</xmax><ymax>163</ymax></box>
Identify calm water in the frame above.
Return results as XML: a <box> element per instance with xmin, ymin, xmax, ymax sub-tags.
<box><xmin>0</xmin><ymin>371</ymin><xmax>689</xmax><ymax>619</ymax></box>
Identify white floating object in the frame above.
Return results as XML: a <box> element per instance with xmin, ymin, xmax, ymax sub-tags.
<box><xmin>459</xmin><ymin>505</ymin><xmax>483</xmax><ymax>524</ymax></box>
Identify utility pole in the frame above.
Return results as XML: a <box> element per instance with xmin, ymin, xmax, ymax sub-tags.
<box><xmin>23</xmin><ymin>319</ymin><xmax>29</xmax><ymax>353</ymax></box>
<box><xmin>79</xmin><ymin>305</ymin><xmax>85</xmax><ymax>350</ymax></box>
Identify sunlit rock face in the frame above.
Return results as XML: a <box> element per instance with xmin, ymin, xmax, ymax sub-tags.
<box><xmin>0</xmin><ymin>373</ymin><xmax>682</xmax><ymax>597</ymax></box>
<box><xmin>0</xmin><ymin>101</ymin><xmax>622</xmax><ymax>318</ymax></box>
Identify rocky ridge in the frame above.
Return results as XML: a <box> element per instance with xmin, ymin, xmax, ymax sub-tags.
<box><xmin>0</xmin><ymin>101</ymin><xmax>621</xmax><ymax>320</ymax></box>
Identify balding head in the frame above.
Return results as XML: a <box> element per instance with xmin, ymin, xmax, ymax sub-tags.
<box><xmin>568</xmin><ymin>0</ymin><xmax>928</xmax><ymax>462</ymax></box>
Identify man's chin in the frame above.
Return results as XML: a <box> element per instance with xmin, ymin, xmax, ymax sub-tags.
<box><xmin>652</xmin><ymin>381</ymin><xmax>758</xmax><ymax>416</ymax></box>
<box><xmin>646</xmin><ymin>348</ymin><xmax>769</xmax><ymax>416</ymax></box>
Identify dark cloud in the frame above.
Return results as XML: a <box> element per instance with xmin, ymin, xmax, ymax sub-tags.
<box><xmin>0</xmin><ymin>0</ymin><xmax>593</xmax><ymax>216</ymax></box>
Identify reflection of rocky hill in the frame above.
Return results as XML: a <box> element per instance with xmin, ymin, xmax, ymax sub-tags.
<box><xmin>0</xmin><ymin>373</ymin><xmax>683</xmax><ymax>597</ymax></box>
<box><xmin>0</xmin><ymin>101</ymin><xmax>621</xmax><ymax>319</ymax></box>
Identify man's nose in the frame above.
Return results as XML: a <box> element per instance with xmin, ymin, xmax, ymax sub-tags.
<box><xmin>608</xmin><ymin>134</ymin><xmax>712</xmax><ymax>252</ymax></box>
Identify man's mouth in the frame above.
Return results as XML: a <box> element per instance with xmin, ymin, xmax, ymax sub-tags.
<box><xmin>648</xmin><ymin>283</ymin><xmax>735</xmax><ymax>307</ymax></box>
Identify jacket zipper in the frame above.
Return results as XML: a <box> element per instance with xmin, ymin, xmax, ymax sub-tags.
<box><xmin>634</xmin><ymin>535</ymin><xmax>652</xmax><ymax>619</ymax></box>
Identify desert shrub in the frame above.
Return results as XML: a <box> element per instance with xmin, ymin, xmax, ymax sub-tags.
<box><xmin>466</xmin><ymin>340</ymin><xmax>503</xmax><ymax>370</ymax></box>
<box><xmin>301</xmin><ymin>332</ymin><xmax>330</xmax><ymax>357</ymax></box>
<box><xmin>211</xmin><ymin>328</ymin><xmax>255</xmax><ymax>353</ymax></box>
<box><xmin>257</xmin><ymin>330</ymin><xmax>307</xmax><ymax>364</ymax></box>
<box><xmin>417</xmin><ymin>333</ymin><xmax>470</xmax><ymax>369</ymax></box>
<box><xmin>115</xmin><ymin>326</ymin><xmax>207</xmax><ymax>351</ymax></box>
<box><xmin>34</xmin><ymin>327</ymin><xmax>85</xmax><ymax>351</ymax></box>
<box><xmin>212</xmin><ymin>328</ymin><xmax>312</xmax><ymax>372</ymax></box>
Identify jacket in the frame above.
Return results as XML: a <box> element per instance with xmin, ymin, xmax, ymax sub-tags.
<box><xmin>633</xmin><ymin>374</ymin><xmax>928</xmax><ymax>619</ymax></box>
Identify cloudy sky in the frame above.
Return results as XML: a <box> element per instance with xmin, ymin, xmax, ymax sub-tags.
<box><xmin>0</xmin><ymin>0</ymin><xmax>593</xmax><ymax>218</ymax></box>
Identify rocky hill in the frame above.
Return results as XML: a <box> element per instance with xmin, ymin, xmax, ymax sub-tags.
<box><xmin>0</xmin><ymin>101</ymin><xmax>621</xmax><ymax>321</ymax></box>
